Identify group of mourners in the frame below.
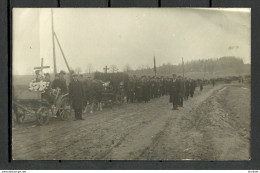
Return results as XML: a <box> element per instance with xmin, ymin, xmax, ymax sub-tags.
<box><xmin>125</xmin><ymin>74</ymin><xmax>201</xmax><ymax>110</ymax></box>
<box><xmin>40</xmin><ymin>70</ymin><xmax>214</xmax><ymax>120</ymax></box>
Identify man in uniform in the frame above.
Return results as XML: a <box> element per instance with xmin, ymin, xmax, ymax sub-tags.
<box><xmin>69</xmin><ymin>74</ymin><xmax>84</xmax><ymax>120</ymax></box>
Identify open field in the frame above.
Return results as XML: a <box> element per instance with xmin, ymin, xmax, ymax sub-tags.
<box><xmin>12</xmin><ymin>82</ymin><xmax>250</xmax><ymax>160</ymax></box>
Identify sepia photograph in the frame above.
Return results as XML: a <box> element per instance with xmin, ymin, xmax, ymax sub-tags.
<box><xmin>12</xmin><ymin>8</ymin><xmax>250</xmax><ymax>160</ymax></box>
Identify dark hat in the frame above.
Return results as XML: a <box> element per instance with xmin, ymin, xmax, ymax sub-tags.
<box><xmin>35</xmin><ymin>70</ymin><xmax>40</xmax><ymax>74</ymax></box>
<box><xmin>72</xmin><ymin>73</ymin><xmax>77</xmax><ymax>77</ymax></box>
<box><xmin>45</xmin><ymin>73</ymin><xmax>50</xmax><ymax>77</ymax></box>
<box><xmin>172</xmin><ymin>74</ymin><xmax>176</xmax><ymax>77</ymax></box>
<box><xmin>59</xmin><ymin>70</ymin><xmax>66</xmax><ymax>75</ymax></box>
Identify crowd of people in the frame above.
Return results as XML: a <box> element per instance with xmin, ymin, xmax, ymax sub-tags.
<box><xmin>125</xmin><ymin>74</ymin><xmax>201</xmax><ymax>110</ymax></box>
<box><xmin>38</xmin><ymin>70</ymin><xmax>219</xmax><ymax>120</ymax></box>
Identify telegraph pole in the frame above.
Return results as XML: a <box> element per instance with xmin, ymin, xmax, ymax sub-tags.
<box><xmin>182</xmin><ymin>57</ymin><xmax>184</xmax><ymax>78</ymax></box>
<box><xmin>154</xmin><ymin>56</ymin><xmax>157</xmax><ymax>77</ymax></box>
<box><xmin>54</xmin><ymin>32</ymin><xmax>72</xmax><ymax>74</ymax></box>
<box><xmin>51</xmin><ymin>8</ymin><xmax>57</xmax><ymax>75</ymax></box>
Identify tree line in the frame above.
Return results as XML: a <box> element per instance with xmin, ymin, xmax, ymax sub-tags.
<box><xmin>127</xmin><ymin>56</ymin><xmax>250</xmax><ymax>78</ymax></box>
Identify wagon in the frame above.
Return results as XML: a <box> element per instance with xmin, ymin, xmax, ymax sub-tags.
<box><xmin>12</xmin><ymin>88</ymin><xmax>72</xmax><ymax>125</ymax></box>
<box><xmin>101</xmin><ymin>88</ymin><xmax>116</xmax><ymax>108</ymax></box>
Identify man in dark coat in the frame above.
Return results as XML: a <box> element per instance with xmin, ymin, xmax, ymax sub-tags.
<box><xmin>169</xmin><ymin>74</ymin><xmax>180</xmax><ymax>110</ymax></box>
<box><xmin>212</xmin><ymin>79</ymin><xmax>215</xmax><ymax>87</ymax></box>
<box><xmin>59</xmin><ymin>70</ymin><xmax>68</xmax><ymax>94</ymax></box>
<box><xmin>69</xmin><ymin>74</ymin><xmax>84</xmax><ymax>120</ymax></box>
<box><xmin>127</xmin><ymin>77</ymin><xmax>135</xmax><ymax>103</ymax></box>
<box><xmin>184</xmin><ymin>78</ymin><xmax>190</xmax><ymax>100</ymax></box>
<box><xmin>52</xmin><ymin>71</ymin><xmax>68</xmax><ymax>94</ymax></box>
<box><xmin>135</xmin><ymin>78</ymin><xmax>143</xmax><ymax>102</ymax></box>
<box><xmin>199</xmin><ymin>80</ymin><xmax>203</xmax><ymax>91</ymax></box>
<box><xmin>141</xmin><ymin>76</ymin><xmax>150</xmax><ymax>103</ymax></box>
<box><xmin>189</xmin><ymin>79</ymin><xmax>196</xmax><ymax>97</ymax></box>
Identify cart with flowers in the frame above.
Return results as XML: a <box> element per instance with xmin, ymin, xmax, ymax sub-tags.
<box><xmin>12</xmin><ymin>75</ymin><xmax>72</xmax><ymax>125</ymax></box>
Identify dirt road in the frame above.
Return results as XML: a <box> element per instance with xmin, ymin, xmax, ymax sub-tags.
<box><xmin>12</xmin><ymin>83</ymin><xmax>250</xmax><ymax>160</ymax></box>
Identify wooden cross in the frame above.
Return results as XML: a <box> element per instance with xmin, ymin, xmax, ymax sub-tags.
<box><xmin>34</xmin><ymin>58</ymin><xmax>50</xmax><ymax>72</ymax></box>
<box><xmin>103</xmin><ymin>65</ymin><xmax>109</xmax><ymax>73</ymax></box>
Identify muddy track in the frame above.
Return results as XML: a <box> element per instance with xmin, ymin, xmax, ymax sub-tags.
<box><xmin>12</xmin><ymin>83</ymin><xmax>250</xmax><ymax>160</ymax></box>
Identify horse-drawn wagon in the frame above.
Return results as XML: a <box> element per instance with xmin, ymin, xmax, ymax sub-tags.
<box><xmin>12</xmin><ymin>87</ymin><xmax>72</xmax><ymax>125</ymax></box>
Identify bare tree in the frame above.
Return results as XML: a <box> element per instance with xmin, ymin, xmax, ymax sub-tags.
<box><xmin>110</xmin><ymin>64</ymin><xmax>119</xmax><ymax>73</ymax></box>
<box><xmin>86</xmin><ymin>63</ymin><xmax>92</xmax><ymax>74</ymax></box>
<box><xmin>123</xmin><ymin>64</ymin><xmax>132</xmax><ymax>73</ymax></box>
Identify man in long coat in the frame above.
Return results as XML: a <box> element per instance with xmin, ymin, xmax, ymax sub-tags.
<box><xmin>178</xmin><ymin>76</ymin><xmax>184</xmax><ymax>107</ymax></box>
<box><xmin>169</xmin><ymin>74</ymin><xmax>180</xmax><ymax>110</ymax></box>
<box><xmin>141</xmin><ymin>76</ymin><xmax>150</xmax><ymax>103</ymax></box>
<box><xmin>69</xmin><ymin>74</ymin><xmax>84</xmax><ymax>120</ymax></box>
<box><xmin>52</xmin><ymin>71</ymin><xmax>68</xmax><ymax>94</ymax></box>
<box><xmin>184</xmin><ymin>78</ymin><xmax>190</xmax><ymax>100</ymax></box>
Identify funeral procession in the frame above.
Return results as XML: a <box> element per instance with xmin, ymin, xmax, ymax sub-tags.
<box><xmin>12</xmin><ymin>8</ymin><xmax>250</xmax><ymax>160</ymax></box>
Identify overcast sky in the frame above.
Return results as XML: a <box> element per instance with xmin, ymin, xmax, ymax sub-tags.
<box><xmin>13</xmin><ymin>8</ymin><xmax>250</xmax><ymax>75</ymax></box>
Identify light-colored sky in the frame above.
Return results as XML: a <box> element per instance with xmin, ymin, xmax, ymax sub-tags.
<box><xmin>13</xmin><ymin>8</ymin><xmax>250</xmax><ymax>75</ymax></box>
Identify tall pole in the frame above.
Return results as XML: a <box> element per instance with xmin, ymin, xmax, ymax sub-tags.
<box><xmin>182</xmin><ymin>57</ymin><xmax>184</xmax><ymax>78</ymax></box>
<box><xmin>154</xmin><ymin>56</ymin><xmax>156</xmax><ymax>77</ymax></box>
<box><xmin>54</xmin><ymin>32</ymin><xmax>72</xmax><ymax>74</ymax></box>
<box><xmin>51</xmin><ymin>9</ymin><xmax>57</xmax><ymax>75</ymax></box>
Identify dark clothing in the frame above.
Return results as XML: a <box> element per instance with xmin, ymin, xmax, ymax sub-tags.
<box><xmin>212</xmin><ymin>80</ymin><xmax>215</xmax><ymax>87</ymax></box>
<box><xmin>52</xmin><ymin>78</ymin><xmax>68</xmax><ymax>94</ymax></box>
<box><xmin>189</xmin><ymin>80</ymin><xmax>196</xmax><ymax>97</ymax></box>
<box><xmin>69</xmin><ymin>80</ymin><xmax>84</xmax><ymax>119</ymax></box>
<box><xmin>178</xmin><ymin>79</ymin><xmax>184</xmax><ymax>107</ymax></box>
<box><xmin>92</xmin><ymin>80</ymin><xmax>103</xmax><ymax>102</ymax></box>
<box><xmin>127</xmin><ymin>80</ymin><xmax>135</xmax><ymax>103</ymax></box>
<box><xmin>199</xmin><ymin>82</ymin><xmax>203</xmax><ymax>91</ymax></box>
<box><xmin>135</xmin><ymin>81</ymin><xmax>143</xmax><ymax>102</ymax></box>
<box><xmin>142</xmin><ymin>82</ymin><xmax>150</xmax><ymax>102</ymax></box>
<box><xmin>184</xmin><ymin>80</ymin><xmax>190</xmax><ymax>100</ymax></box>
<box><xmin>169</xmin><ymin>79</ymin><xmax>180</xmax><ymax>109</ymax></box>
<box><xmin>74</xmin><ymin>109</ymin><xmax>83</xmax><ymax>120</ymax></box>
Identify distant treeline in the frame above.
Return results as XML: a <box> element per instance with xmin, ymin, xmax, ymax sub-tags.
<box><xmin>128</xmin><ymin>56</ymin><xmax>250</xmax><ymax>79</ymax></box>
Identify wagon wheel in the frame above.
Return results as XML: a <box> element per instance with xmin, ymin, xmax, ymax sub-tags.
<box><xmin>59</xmin><ymin>97</ymin><xmax>73</xmax><ymax>121</ymax></box>
<box><xmin>36</xmin><ymin>106</ymin><xmax>49</xmax><ymax>125</ymax></box>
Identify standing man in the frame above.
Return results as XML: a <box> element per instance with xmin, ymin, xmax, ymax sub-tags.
<box><xmin>59</xmin><ymin>70</ymin><xmax>68</xmax><ymax>94</ymax></box>
<box><xmin>184</xmin><ymin>78</ymin><xmax>190</xmax><ymax>100</ymax></box>
<box><xmin>212</xmin><ymin>79</ymin><xmax>215</xmax><ymax>87</ymax></box>
<box><xmin>141</xmin><ymin>76</ymin><xmax>150</xmax><ymax>103</ymax></box>
<box><xmin>169</xmin><ymin>74</ymin><xmax>179</xmax><ymax>110</ymax></box>
<box><xmin>127</xmin><ymin>77</ymin><xmax>135</xmax><ymax>103</ymax></box>
<box><xmin>199</xmin><ymin>80</ymin><xmax>203</xmax><ymax>91</ymax></box>
<box><xmin>69</xmin><ymin>74</ymin><xmax>84</xmax><ymax>120</ymax></box>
